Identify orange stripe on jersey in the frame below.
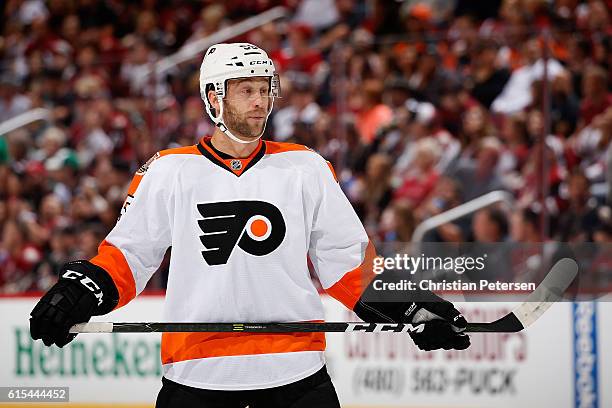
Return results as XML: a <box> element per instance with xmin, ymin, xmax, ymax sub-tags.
<box><xmin>160</xmin><ymin>145</ymin><xmax>201</xmax><ymax>156</ymax></box>
<box><xmin>161</xmin><ymin>331</ymin><xmax>326</xmax><ymax>364</ymax></box>
<box><xmin>264</xmin><ymin>141</ymin><xmax>312</xmax><ymax>155</ymax></box>
<box><xmin>325</xmin><ymin>241</ymin><xmax>377</xmax><ymax>310</ymax></box>
<box><xmin>90</xmin><ymin>240</ymin><xmax>136</xmax><ymax>309</ymax></box>
<box><xmin>126</xmin><ymin>174</ymin><xmax>144</xmax><ymax>197</ymax></box>
<box><xmin>326</xmin><ymin>161</ymin><xmax>338</xmax><ymax>182</ymax></box>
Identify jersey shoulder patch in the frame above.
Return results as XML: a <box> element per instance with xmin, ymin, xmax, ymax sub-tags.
<box><xmin>136</xmin><ymin>145</ymin><xmax>200</xmax><ymax>176</ymax></box>
<box><xmin>135</xmin><ymin>152</ymin><xmax>161</xmax><ymax>176</ymax></box>
<box><xmin>127</xmin><ymin>145</ymin><xmax>200</xmax><ymax>196</ymax></box>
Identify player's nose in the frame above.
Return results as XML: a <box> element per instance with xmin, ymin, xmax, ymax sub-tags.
<box><xmin>251</xmin><ymin>93</ymin><xmax>265</xmax><ymax>106</ymax></box>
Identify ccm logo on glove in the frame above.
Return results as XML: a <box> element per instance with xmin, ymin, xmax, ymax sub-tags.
<box><xmin>62</xmin><ymin>270</ymin><xmax>104</xmax><ymax>306</ymax></box>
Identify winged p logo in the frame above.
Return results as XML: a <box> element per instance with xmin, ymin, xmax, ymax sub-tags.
<box><xmin>197</xmin><ymin>201</ymin><xmax>286</xmax><ymax>265</ymax></box>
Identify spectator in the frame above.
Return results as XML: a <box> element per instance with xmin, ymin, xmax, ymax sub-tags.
<box><xmin>508</xmin><ymin>207</ymin><xmax>551</xmax><ymax>283</ymax></box>
<box><xmin>378</xmin><ymin>200</ymin><xmax>416</xmax><ymax>254</ymax></box>
<box><xmin>515</xmin><ymin>141</ymin><xmax>565</xmax><ymax>213</ymax></box>
<box><xmin>578</xmin><ymin>65</ymin><xmax>612</xmax><ymax>129</ymax></box>
<box><xmin>335</xmin><ymin>118</ymin><xmax>370</xmax><ymax>178</ymax></box>
<box><xmin>415</xmin><ymin>176</ymin><xmax>463</xmax><ymax>221</ymax></box>
<box><xmin>550</xmin><ymin>70</ymin><xmax>580</xmax><ymax>137</ymax></box>
<box><xmin>567</xmin><ymin>106</ymin><xmax>612</xmax><ymax>185</ymax></box>
<box><xmin>351</xmin><ymin>79</ymin><xmax>393</xmax><ymax>143</ymax></box>
<box><xmin>292</xmin><ymin>0</ymin><xmax>339</xmax><ymax>31</ymax></box>
<box><xmin>0</xmin><ymin>219</ymin><xmax>41</xmax><ymax>293</ymax></box>
<box><xmin>408</xmin><ymin>45</ymin><xmax>460</xmax><ymax>106</ymax></box>
<box><xmin>394</xmin><ymin>137</ymin><xmax>441</xmax><ymax>208</ymax></box>
<box><xmin>451</xmin><ymin>136</ymin><xmax>505</xmax><ymax>201</ymax></box>
<box><xmin>187</xmin><ymin>4</ymin><xmax>228</xmax><ymax>43</ymax></box>
<box><xmin>279</xmin><ymin>23</ymin><xmax>323</xmax><ymax>74</ymax></box>
<box><xmin>31</xmin><ymin>127</ymin><xmax>70</xmax><ymax>166</ymax></box>
<box><xmin>75</xmin><ymin>109</ymin><xmax>113</xmax><ymax>167</ymax></box>
<box><xmin>347</xmin><ymin>153</ymin><xmax>393</xmax><ymax>229</ymax></box>
<box><xmin>498</xmin><ymin>113</ymin><xmax>530</xmax><ymax>178</ymax></box>
<box><xmin>492</xmin><ymin>37</ymin><xmax>564</xmax><ymax>114</ymax></box>
<box><xmin>316</xmin><ymin>1</ymin><xmax>368</xmax><ymax>53</ymax></box>
<box><xmin>272</xmin><ymin>74</ymin><xmax>321</xmax><ymax>142</ymax></box>
<box><xmin>457</xmin><ymin>104</ymin><xmax>497</xmax><ymax>153</ymax></box>
<box><xmin>0</xmin><ymin>75</ymin><xmax>31</xmax><ymax>122</ymax></box>
<box><xmin>33</xmin><ymin>225</ymin><xmax>78</xmax><ymax>290</ymax></box>
<box><xmin>510</xmin><ymin>208</ymin><xmax>542</xmax><ymax>243</ymax></box>
<box><xmin>468</xmin><ymin>39</ymin><xmax>511</xmax><ymax>108</ymax></box>
<box><xmin>472</xmin><ymin>207</ymin><xmax>509</xmax><ymax>242</ymax></box>
<box><xmin>555</xmin><ymin>169</ymin><xmax>600</xmax><ymax>241</ymax></box>
<box><xmin>120</xmin><ymin>38</ymin><xmax>168</xmax><ymax>97</ymax></box>
<box><xmin>383</xmin><ymin>77</ymin><xmax>412</xmax><ymax>110</ymax></box>
<box><xmin>415</xmin><ymin>177</ymin><xmax>466</xmax><ymax>243</ymax></box>
<box><xmin>594</xmin><ymin>223</ymin><xmax>612</xmax><ymax>244</ymax></box>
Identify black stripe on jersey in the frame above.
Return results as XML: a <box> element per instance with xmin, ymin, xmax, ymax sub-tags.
<box><xmin>204</xmin><ymin>138</ymin><xmax>234</xmax><ymax>159</ymax></box>
<box><xmin>242</xmin><ymin>142</ymin><xmax>266</xmax><ymax>174</ymax></box>
<box><xmin>197</xmin><ymin>142</ymin><xmax>230</xmax><ymax>173</ymax></box>
<box><xmin>196</xmin><ymin>139</ymin><xmax>266</xmax><ymax>177</ymax></box>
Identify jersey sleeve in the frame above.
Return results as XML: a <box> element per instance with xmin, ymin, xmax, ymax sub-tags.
<box><xmin>306</xmin><ymin>156</ymin><xmax>377</xmax><ymax>310</ymax></box>
<box><xmin>90</xmin><ymin>153</ymin><xmax>174</xmax><ymax>309</ymax></box>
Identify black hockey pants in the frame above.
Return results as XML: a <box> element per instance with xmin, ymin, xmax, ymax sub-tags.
<box><xmin>155</xmin><ymin>365</ymin><xmax>341</xmax><ymax>408</ymax></box>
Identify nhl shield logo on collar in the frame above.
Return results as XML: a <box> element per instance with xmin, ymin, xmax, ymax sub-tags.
<box><xmin>230</xmin><ymin>159</ymin><xmax>242</xmax><ymax>171</ymax></box>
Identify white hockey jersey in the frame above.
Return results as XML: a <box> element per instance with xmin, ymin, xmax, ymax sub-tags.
<box><xmin>90</xmin><ymin>136</ymin><xmax>375</xmax><ymax>390</ymax></box>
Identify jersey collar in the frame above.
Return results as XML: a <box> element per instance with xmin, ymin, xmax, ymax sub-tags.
<box><xmin>197</xmin><ymin>136</ymin><xmax>266</xmax><ymax>177</ymax></box>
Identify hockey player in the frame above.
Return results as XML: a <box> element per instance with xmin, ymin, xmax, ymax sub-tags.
<box><xmin>30</xmin><ymin>43</ymin><xmax>470</xmax><ymax>407</ymax></box>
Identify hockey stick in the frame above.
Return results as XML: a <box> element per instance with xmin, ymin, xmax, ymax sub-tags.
<box><xmin>70</xmin><ymin>258</ymin><xmax>578</xmax><ymax>334</ymax></box>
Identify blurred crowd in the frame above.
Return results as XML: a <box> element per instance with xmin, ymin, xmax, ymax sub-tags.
<box><xmin>0</xmin><ymin>0</ymin><xmax>611</xmax><ymax>293</ymax></box>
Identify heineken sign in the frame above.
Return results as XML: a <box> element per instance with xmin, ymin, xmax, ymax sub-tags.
<box><xmin>14</xmin><ymin>328</ymin><xmax>161</xmax><ymax>378</ymax></box>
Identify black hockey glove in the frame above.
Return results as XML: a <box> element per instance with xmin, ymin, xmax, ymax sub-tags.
<box><xmin>354</xmin><ymin>277</ymin><xmax>470</xmax><ymax>351</ymax></box>
<box><xmin>403</xmin><ymin>290</ymin><xmax>470</xmax><ymax>351</ymax></box>
<box><xmin>30</xmin><ymin>261</ymin><xmax>119</xmax><ymax>348</ymax></box>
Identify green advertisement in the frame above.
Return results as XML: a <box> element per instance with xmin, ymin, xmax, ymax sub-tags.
<box><xmin>14</xmin><ymin>327</ymin><xmax>162</xmax><ymax>378</ymax></box>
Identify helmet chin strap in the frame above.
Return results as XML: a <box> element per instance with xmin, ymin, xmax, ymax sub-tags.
<box><xmin>215</xmin><ymin>99</ymin><xmax>266</xmax><ymax>145</ymax></box>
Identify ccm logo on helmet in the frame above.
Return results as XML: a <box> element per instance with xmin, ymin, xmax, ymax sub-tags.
<box><xmin>250</xmin><ymin>60</ymin><xmax>272</xmax><ymax>65</ymax></box>
<box><xmin>197</xmin><ymin>201</ymin><xmax>286</xmax><ymax>265</ymax></box>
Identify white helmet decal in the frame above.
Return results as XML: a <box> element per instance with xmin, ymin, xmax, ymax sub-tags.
<box><xmin>199</xmin><ymin>43</ymin><xmax>280</xmax><ymax>144</ymax></box>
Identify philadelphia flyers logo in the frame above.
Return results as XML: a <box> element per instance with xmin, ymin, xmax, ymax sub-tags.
<box><xmin>197</xmin><ymin>201</ymin><xmax>286</xmax><ymax>265</ymax></box>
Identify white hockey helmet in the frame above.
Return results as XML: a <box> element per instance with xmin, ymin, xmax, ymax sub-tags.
<box><xmin>199</xmin><ymin>43</ymin><xmax>280</xmax><ymax>144</ymax></box>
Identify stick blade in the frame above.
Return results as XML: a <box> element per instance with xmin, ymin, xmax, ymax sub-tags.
<box><xmin>466</xmin><ymin>257</ymin><xmax>578</xmax><ymax>333</ymax></box>
<box><xmin>512</xmin><ymin>257</ymin><xmax>578</xmax><ymax>328</ymax></box>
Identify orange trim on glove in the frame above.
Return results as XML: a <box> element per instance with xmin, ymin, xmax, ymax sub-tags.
<box><xmin>90</xmin><ymin>240</ymin><xmax>136</xmax><ymax>309</ymax></box>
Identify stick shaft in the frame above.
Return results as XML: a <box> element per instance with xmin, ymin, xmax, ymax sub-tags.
<box><xmin>71</xmin><ymin>321</ymin><xmax>515</xmax><ymax>334</ymax></box>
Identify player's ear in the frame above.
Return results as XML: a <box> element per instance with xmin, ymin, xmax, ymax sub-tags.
<box><xmin>207</xmin><ymin>89</ymin><xmax>220</xmax><ymax>117</ymax></box>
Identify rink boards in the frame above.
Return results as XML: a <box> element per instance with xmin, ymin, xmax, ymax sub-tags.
<box><xmin>0</xmin><ymin>294</ymin><xmax>609</xmax><ymax>408</ymax></box>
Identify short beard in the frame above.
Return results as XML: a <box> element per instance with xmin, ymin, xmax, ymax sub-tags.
<box><xmin>222</xmin><ymin>100</ymin><xmax>266</xmax><ymax>140</ymax></box>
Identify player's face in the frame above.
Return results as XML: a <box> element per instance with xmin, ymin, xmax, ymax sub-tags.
<box><xmin>223</xmin><ymin>78</ymin><xmax>271</xmax><ymax>140</ymax></box>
